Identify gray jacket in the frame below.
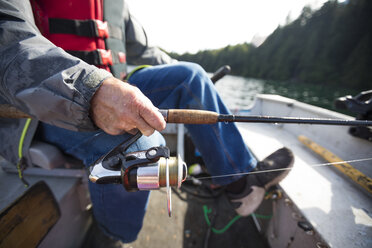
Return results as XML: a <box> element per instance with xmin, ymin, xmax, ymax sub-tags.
<box><xmin>0</xmin><ymin>0</ymin><xmax>175</xmax><ymax>165</ymax></box>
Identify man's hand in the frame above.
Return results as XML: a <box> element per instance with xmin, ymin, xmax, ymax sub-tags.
<box><xmin>90</xmin><ymin>77</ymin><xmax>166</xmax><ymax>136</ymax></box>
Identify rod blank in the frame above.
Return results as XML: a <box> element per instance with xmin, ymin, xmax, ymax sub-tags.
<box><xmin>218</xmin><ymin>114</ymin><xmax>372</xmax><ymax>126</ymax></box>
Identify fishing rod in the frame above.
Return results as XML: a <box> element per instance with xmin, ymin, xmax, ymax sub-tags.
<box><xmin>1</xmin><ymin>104</ymin><xmax>372</xmax><ymax>126</ymax></box>
<box><xmin>3</xmin><ymin>104</ymin><xmax>371</xmax><ymax>217</ymax></box>
<box><xmin>159</xmin><ymin>109</ymin><xmax>372</xmax><ymax>126</ymax></box>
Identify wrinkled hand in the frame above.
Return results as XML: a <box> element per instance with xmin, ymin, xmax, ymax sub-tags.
<box><xmin>90</xmin><ymin>77</ymin><xmax>166</xmax><ymax>136</ymax></box>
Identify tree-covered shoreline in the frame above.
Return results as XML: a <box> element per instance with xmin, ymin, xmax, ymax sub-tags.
<box><xmin>170</xmin><ymin>0</ymin><xmax>372</xmax><ymax>90</ymax></box>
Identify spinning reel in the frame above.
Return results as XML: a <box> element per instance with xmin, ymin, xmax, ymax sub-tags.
<box><xmin>89</xmin><ymin>131</ymin><xmax>187</xmax><ymax>217</ymax></box>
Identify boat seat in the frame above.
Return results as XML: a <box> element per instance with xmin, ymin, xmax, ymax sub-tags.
<box><xmin>29</xmin><ymin>140</ymin><xmax>68</xmax><ymax>170</ymax></box>
<box><xmin>0</xmin><ymin>139</ymin><xmax>85</xmax><ymax>179</ymax></box>
<box><xmin>28</xmin><ymin>140</ymin><xmax>84</xmax><ymax>170</ymax></box>
<box><xmin>1</xmin><ymin>139</ymin><xmax>85</xmax><ymax>179</ymax></box>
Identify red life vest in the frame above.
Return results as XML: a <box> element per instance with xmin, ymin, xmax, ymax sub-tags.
<box><xmin>30</xmin><ymin>0</ymin><xmax>127</xmax><ymax>78</ymax></box>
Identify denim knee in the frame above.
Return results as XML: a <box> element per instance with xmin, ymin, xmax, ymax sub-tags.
<box><xmin>171</xmin><ymin>61</ymin><xmax>208</xmax><ymax>81</ymax></box>
<box><xmin>172</xmin><ymin>62</ymin><xmax>214</xmax><ymax>92</ymax></box>
<box><xmin>175</xmin><ymin>61</ymin><xmax>205</xmax><ymax>75</ymax></box>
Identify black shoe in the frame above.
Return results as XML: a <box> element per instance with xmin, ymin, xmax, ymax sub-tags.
<box><xmin>227</xmin><ymin>147</ymin><xmax>294</xmax><ymax>216</ymax></box>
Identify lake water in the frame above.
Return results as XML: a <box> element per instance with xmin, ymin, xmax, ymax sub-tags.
<box><xmin>214</xmin><ymin>75</ymin><xmax>360</xmax><ymax>114</ymax></box>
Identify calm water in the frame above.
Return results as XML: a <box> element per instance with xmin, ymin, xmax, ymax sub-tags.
<box><xmin>214</xmin><ymin>75</ymin><xmax>360</xmax><ymax>114</ymax></box>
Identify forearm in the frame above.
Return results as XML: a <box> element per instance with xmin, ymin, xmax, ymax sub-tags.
<box><xmin>0</xmin><ymin>0</ymin><xmax>111</xmax><ymax>131</ymax></box>
<box><xmin>0</xmin><ymin>0</ymin><xmax>166</xmax><ymax>135</ymax></box>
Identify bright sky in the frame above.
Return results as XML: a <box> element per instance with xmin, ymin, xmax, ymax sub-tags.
<box><xmin>126</xmin><ymin>0</ymin><xmax>329</xmax><ymax>54</ymax></box>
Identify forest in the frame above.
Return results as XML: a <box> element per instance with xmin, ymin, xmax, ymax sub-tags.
<box><xmin>169</xmin><ymin>0</ymin><xmax>372</xmax><ymax>90</ymax></box>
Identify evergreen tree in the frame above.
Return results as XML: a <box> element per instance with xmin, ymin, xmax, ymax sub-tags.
<box><xmin>171</xmin><ymin>0</ymin><xmax>372</xmax><ymax>90</ymax></box>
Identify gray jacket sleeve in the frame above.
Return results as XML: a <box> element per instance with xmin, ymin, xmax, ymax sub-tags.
<box><xmin>123</xmin><ymin>2</ymin><xmax>177</xmax><ymax>65</ymax></box>
<box><xmin>0</xmin><ymin>0</ymin><xmax>112</xmax><ymax>131</ymax></box>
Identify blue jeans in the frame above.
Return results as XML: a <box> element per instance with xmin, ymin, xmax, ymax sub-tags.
<box><xmin>38</xmin><ymin>62</ymin><xmax>256</xmax><ymax>242</ymax></box>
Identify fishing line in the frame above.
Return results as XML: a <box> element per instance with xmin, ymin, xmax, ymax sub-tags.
<box><xmin>186</xmin><ymin>157</ymin><xmax>372</xmax><ymax>181</ymax></box>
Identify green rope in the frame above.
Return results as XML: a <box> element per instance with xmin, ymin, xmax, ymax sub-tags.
<box><xmin>17</xmin><ymin>118</ymin><xmax>31</xmax><ymax>187</ymax></box>
<box><xmin>202</xmin><ymin>205</ymin><xmax>272</xmax><ymax>234</ymax></box>
<box><xmin>253</xmin><ymin>213</ymin><xmax>272</xmax><ymax>220</ymax></box>
<box><xmin>18</xmin><ymin>118</ymin><xmax>31</xmax><ymax>158</ymax></box>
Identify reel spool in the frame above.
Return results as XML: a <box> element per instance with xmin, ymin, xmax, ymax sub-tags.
<box><xmin>88</xmin><ymin>132</ymin><xmax>187</xmax><ymax>217</ymax></box>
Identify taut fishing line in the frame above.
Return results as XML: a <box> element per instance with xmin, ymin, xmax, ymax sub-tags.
<box><xmin>186</xmin><ymin>157</ymin><xmax>372</xmax><ymax>181</ymax></box>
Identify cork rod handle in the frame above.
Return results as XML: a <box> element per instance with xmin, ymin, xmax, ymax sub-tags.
<box><xmin>166</xmin><ymin>109</ymin><xmax>219</xmax><ymax>124</ymax></box>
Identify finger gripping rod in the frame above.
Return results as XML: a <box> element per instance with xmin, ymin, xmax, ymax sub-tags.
<box><xmin>160</xmin><ymin>109</ymin><xmax>372</xmax><ymax>126</ymax></box>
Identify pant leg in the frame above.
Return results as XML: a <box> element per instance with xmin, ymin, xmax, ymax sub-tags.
<box><xmin>37</xmin><ymin>123</ymin><xmax>165</xmax><ymax>243</ymax></box>
<box><xmin>128</xmin><ymin>62</ymin><xmax>257</xmax><ymax>185</ymax></box>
